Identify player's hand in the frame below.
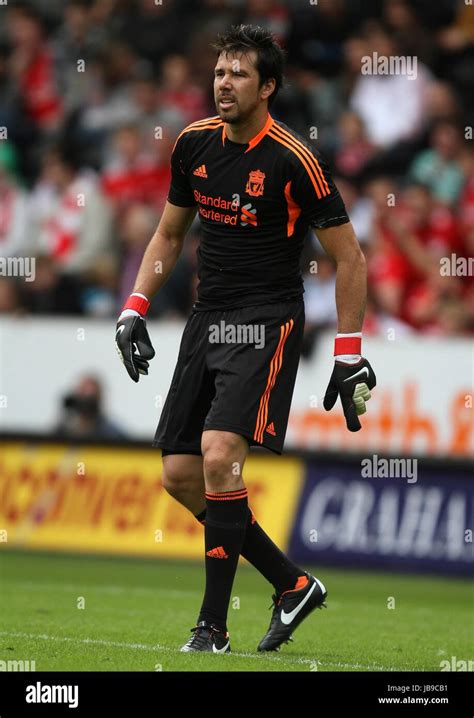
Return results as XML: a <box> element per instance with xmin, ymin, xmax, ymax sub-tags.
<box><xmin>323</xmin><ymin>357</ymin><xmax>376</xmax><ymax>432</ymax></box>
<box><xmin>115</xmin><ymin>293</ymin><xmax>155</xmax><ymax>382</ymax></box>
<box><xmin>115</xmin><ymin>315</ymin><xmax>155</xmax><ymax>382</ymax></box>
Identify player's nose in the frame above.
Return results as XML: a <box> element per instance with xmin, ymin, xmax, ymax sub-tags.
<box><xmin>219</xmin><ymin>73</ymin><xmax>233</xmax><ymax>90</ymax></box>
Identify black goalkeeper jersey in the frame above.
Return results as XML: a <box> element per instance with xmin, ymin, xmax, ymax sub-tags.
<box><xmin>168</xmin><ymin>112</ymin><xmax>350</xmax><ymax>311</ymax></box>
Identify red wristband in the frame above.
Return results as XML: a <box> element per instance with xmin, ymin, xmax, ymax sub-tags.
<box><xmin>122</xmin><ymin>293</ymin><xmax>150</xmax><ymax>317</ymax></box>
<box><xmin>334</xmin><ymin>335</ymin><xmax>362</xmax><ymax>356</ymax></box>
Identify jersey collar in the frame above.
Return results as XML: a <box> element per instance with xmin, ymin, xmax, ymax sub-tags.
<box><xmin>221</xmin><ymin>112</ymin><xmax>274</xmax><ymax>153</ymax></box>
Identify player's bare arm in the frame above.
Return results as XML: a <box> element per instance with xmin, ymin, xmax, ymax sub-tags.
<box><xmin>316</xmin><ymin>221</ymin><xmax>367</xmax><ymax>333</ymax></box>
<box><xmin>317</xmin><ymin>222</ymin><xmax>377</xmax><ymax>431</ymax></box>
<box><xmin>133</xmin><ymin>201</ymin><xmax>197</xmax><ymax>299</ymax></box>
<box><xmin>114</xmin><ymin>201</ymin><xmax>197</xmax><ymax>383</ymax></box>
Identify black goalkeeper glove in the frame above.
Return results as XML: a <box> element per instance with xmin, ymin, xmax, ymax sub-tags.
<box><xmin>323</xmin><ymin>357</ymin><xmax>376</xmax><ymax>432</ymax></box>
<box><xmin>115</xmin><ymin>293</ymin><xmax>155</xmax><ymax>383</ymax></box>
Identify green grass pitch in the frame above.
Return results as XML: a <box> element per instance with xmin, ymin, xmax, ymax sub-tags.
<box><xmin>1</xmin><ymin>550</ymin><xmax>472</xmax><ymax>672</ymax></box>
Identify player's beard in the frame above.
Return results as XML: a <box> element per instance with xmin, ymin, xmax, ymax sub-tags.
<box><xmin>216</xmin><ymin>96</ymin><xmax>259</xmax><ymax>125</ymax></box>
<box><xmin>215</xmin><ymin>99</ymin><xmax>239</xmax><ymax>123</ymax></box>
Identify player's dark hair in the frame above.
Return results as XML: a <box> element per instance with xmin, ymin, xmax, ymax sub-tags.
<box><xmin>211</xmin><ymin>24</ymin><xmax>285</xmax><ymax>107</ymax></box>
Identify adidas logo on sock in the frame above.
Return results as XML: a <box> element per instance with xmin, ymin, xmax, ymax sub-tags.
<box><xmin>206</xmin><ymin>545</ymin><xmax>229</xmax><ymax>559</ymax></box>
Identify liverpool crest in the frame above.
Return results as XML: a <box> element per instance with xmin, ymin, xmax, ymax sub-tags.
<box><xmin>245</xmin><ymin>169</ymin><xmax>265</xmax><ymax>197</ymax></box>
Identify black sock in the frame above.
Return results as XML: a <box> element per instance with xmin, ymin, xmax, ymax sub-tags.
<box><xmin>195</xmin><ymin>505</ymin><xmax>303</xmax><ymax>595</ymax></box>
<box><xmin>198</xmin><ymin>488</ymin><xmax>249</xmax><ymax>632</ymax></box>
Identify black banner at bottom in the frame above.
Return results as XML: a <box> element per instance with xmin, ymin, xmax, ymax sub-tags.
<box><xmin>0</xmin><ymin>671</ymin><xmax>471</xmax><ymax>716</ymax></box>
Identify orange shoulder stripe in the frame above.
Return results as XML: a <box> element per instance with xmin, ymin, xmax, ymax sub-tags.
<box><xmin>270</xmin><ymin>125</ymin><xmax>330</xmax><ymax>197</ymax></box>
<box><xmin>269</xmin><ymin>129</ymin><xmax>323</xmax><ymax>199</ymax></box>
<box><xmin>190</xmin><ymin>115</ymin><xmax>221</xmax><ymax>125</ymax></box>
<box><xmin>272</xmin><ymin>123</ymin><xmax>330</xmax><ymax>194</ymax></box>
<box><xmin>172</xmin><ymin>117</ymin><xmax>223</xmax><ymax>151</ymax></box>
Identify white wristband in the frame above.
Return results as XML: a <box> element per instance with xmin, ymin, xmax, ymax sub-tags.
<box><xmin>335</xmin><ymin>353</ymin><xmax>361</xmax><ymax>364</ymax></box>
<box><xmin>118</xmin><ymin>308</ymin><xmax>141</xmax><ymax>321</ymax></box>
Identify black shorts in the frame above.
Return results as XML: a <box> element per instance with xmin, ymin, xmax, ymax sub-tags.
<box><xmin>153</xmin><ymin>299</ymin><xmax>305</xmax><ymax>455</ymax></box>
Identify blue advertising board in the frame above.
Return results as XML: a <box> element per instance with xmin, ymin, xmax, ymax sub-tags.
<box><xmin>288</xmin><ymin>459</ymin><xmax>474</xmax><ymax>576</ymax></box>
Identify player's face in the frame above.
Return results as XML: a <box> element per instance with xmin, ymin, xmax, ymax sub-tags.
<box><xmin>214</xmin><ymin>51</ymin><xmax>269</xmax><ymax>123</ymax></box>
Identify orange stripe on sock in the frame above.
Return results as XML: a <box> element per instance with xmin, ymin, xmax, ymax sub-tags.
<box><xmin>205</xmin><ymin>489</ymin><xmax>248</xmax><ymax>501</ymax></box>
<box><xmin>205</xmin><ymin>489</ymin><xmax>248</xmax><ymax>496</ymax></box>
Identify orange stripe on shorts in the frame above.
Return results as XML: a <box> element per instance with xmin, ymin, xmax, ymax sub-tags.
<box><xmin>253</xmin><ymin>319</ymin><xmax>294</xmax><ymax>444</ymax></box>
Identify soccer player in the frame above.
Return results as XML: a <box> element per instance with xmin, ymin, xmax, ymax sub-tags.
<box><xmin>115</xmin><ymin>25</ymin><xmax>376</xmax><ymax>653</ymax></box>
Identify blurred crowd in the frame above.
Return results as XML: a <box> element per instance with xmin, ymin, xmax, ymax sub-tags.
<box><xmin>0</xmin><ymin>0</ymin><xmax>473</xmax><ymax>338</ymax></box>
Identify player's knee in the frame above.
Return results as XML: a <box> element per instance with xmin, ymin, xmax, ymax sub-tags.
<box><xmin>161</xmin><ymin>456</ymin><xmax>201</xmax><ymax>497</ymax></box>
<box><xmin>161</xmin><ymin>467</ymin><xmax>180</xmax><ymax>497</ymax></box>
<box><xmin>202</xmin><ymin>450</ymin><xmax>228</xmax><ymax>484</ymax></box>
<box><xmin>201</xmin><ymin>431</ymin><xmax>248</xmax><ymax>489</ymax></box>
<box><xmin>202</xmin><ymin>439</ymin><xmax>242</xmax><ymax>486</ymax></box>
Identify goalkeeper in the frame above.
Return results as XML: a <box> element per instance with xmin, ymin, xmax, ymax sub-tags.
<box><xmin>115</xmin><ymin>24</ymin><xmax>376</xmax><ymax>654</ymax></box>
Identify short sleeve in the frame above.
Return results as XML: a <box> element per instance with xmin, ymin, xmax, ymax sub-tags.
<box><xmin>290</xmin><ymin>145</ymin><xmax>349</xmax><ymax>229</ymax></box>
<box><xmin>167</xmin><ymin>133</ymin><xmax>196</xmax><ymax>208</ymax></box>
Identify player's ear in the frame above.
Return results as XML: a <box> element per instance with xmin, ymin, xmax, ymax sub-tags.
<box><xmin>260</xmin><ymin>78</ymin><xmax>276</xmax><ymax>102</ymax></box>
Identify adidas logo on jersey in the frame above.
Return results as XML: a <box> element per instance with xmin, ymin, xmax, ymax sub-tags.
<box><xmin>193</xmin><ymin>164</ymin><xmax>208</xmax><ymax>178</ymax></box>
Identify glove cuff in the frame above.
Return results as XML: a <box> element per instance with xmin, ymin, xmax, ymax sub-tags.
<box><xmin>121</xmin><ymin>292</ymin><xmax>150</xmax><ymax>318</ymax></box>
<box><xmin>334</xmin><ymin>332</ymin><xmax>361</xmax><ymax>364</ymax></box>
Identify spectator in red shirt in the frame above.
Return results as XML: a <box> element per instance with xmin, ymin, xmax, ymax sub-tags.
<box><xmin>29</xmin><ymin>143</ymin><xmax>112</xmax><ymax>275</ymax></box>
<box><xmin>459</xmin><ymin>149</ymin><xmax>474</xmax><ymax>243</ymax></box>
<box><xmin>365</xmin><ymin>177</ymin><xmax>413</xmax><ymax>319</ymax></box>
<box><xmin>6</xmin><ymin>3</ymin><xmax>62</xmax><ymax>132</ymax></box>
<box><xmin>156</xmin><ymin>55</ymin><xmax>208</xmax><ymax>127</ymax></box>
<box><xmin>334</xmin><ymin>111</ymin><xmax>376</xmax><ymax>179</ymax></box>
<box><xmin>101</xmin><ymin>124</ymin><xmax>170</xmax><ymax>215</ymax></box>
<box><xmin>367</xmin><ymin>179</ymin><xmax>468</xmax><ymax>332</ymax></box>
<box><xmin>399</xmin><ymin>183</ymin><xmax>463</xmax><ymax>258</ymax></box>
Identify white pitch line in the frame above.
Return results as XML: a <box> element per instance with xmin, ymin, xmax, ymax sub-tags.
<box><xmin>0</xmin><ymin>631</ymin><xmax>399</xmax><ymax>671</ymax></box>
<box><xmin>0</xmin><ymin>631</ymin><xmax>166</xmax><ymax>652</ymax></box>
